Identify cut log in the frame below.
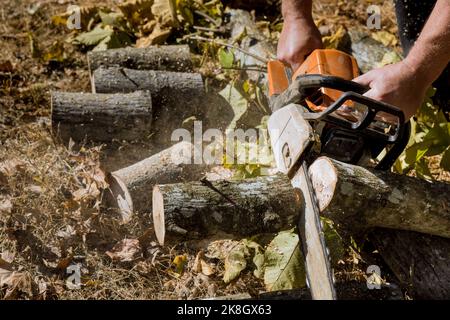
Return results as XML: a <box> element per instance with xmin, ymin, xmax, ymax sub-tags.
<box><xmin>370</xmin><ymin>229</ymin><xmax>450</xmax><ymax>299</ymax></box>
<box><xmin>91</xmin><ymin>67</ymin><xmax>204</xmax><ymax>100</ymax></box>
<box><xmin>87</xmin><ymin>45</ymin><xmax>193</xmax><ymax>74</ymax></box>
<box><xmin>105</xmin><ymin>141</ymin><xmax>209</xmax><ymax>219</ymax></box>
<box><xmin>309</xmin><ymin>157</ymin><xmax>450</xmax><ymax>299</ymax></box>
<box><xmin>152</xmin><ymin>175</ymin><xmax>300</xmax><ymax>245</ymax></box>
<box><xmin>92</xmin><ymin>67</ymin><xmax>206</xmax><ymax>145</ymax></box>
<box><xmin>51</xmin><ymin>91</ymin><xmax>152</xmax><ymax>142</ymax></box>
<box><xmin>92</xmin><ymin>67</ymin><xmax>238</xmax><ymax>149</ymax></box>
<box><xmin>308</xmin><ymin>157</ymin><xmax>450</xmax><ymax>238</ymax></box>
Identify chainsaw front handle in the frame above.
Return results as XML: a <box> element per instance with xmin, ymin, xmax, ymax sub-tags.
<box><xmin>272</xmin><ymin>74</ymin><xmax>411</xmax><ymax>170</ymax></box>
<box><xmin>293</xmin><ymin>74</ymin><xmax>369</xmax><ymax>95</ymax></box>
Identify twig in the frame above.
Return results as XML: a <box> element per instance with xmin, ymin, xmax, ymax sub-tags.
<box><xmin>193</xmin><ymin>25</ymin><xmax>226</xmax><ymax>33</ymax></box>
<box><xmin>200</xmin><ymin>177</ymin><xmax>240</xmax><ymax>208</ymax></box>
<box><xmin>194</xmin><ymin>10</ymin><xmax>221</xmax><ymax>27</ymax></box>
<box><xmin>188</xmin><ymin>35</ymin><xmax>270</xmax><ymax>64</ymax></box>
<box><xmin>221</xmin><ymin>66</ymin><xmax>267</xmax><ymax>73</ymax></box>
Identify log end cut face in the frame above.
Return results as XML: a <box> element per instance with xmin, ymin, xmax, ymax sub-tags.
<box><xmin>153</xmin><ymin>185</ymin><xmax>165</xmax><ymax>246</ymax></box>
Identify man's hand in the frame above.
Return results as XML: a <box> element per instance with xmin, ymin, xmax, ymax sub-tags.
<box><xmin>354</xmin><ymin>0</ymin><xmax>449</xmax><ymax>121</ymax></box>
<box><xmin>353</xmin><ymin>61</ymin><xmax>428</xmax><ymax>120</ymax></box>
<box><xmin>277</xmin><ymin>17</ymin><xmax>323</xmax><ymax>71</ymax></box>
<box><xmin>278</xmin><ymin>0</ymin><xmax>322</xmax><ymax>71</ymax></box>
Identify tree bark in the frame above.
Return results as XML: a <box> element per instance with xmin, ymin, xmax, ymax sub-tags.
<box><xmin>152</xmin><ymin>175</ymin><xmax>301</xmax><ymax>245</ymax></box>
<box><xmin>370</xmin><ymin>229</ymin><xmax>450</xmax><ymax>299</ymax></box>
<box><xmin>105</xmin><ymin>141</ymin><xmax>209</xmax><ymax>219</ymax></box>
<box><xmin>51</xmin><ymin>91</ymin><xmax>152</xmax><ymax>142</ymax></box>
<box><xmin>87</xmin><ymin>45</ymin><xmax>193</xmax><ymax>74</ymax></box>
<box><xmin>308</xmin><ymin>157</ymin><xmax>450</xmax><ymax>239</ymax></box>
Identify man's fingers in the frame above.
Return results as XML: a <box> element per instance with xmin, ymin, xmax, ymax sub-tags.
<box><xmin>362</xmin><ymin>89</ymin><xmax>400</xmax><ymax>124</ymax></box>
<box><xmin>353</xmin><ymin>71</ymin><xmax>375</xmax><ymax>86</ymax></box>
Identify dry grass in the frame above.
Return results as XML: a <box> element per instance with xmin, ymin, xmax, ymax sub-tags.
<box><xmin>0</xmin><ymin>122</ymin><xmax>264</xmax><ymax>299</ymax></box>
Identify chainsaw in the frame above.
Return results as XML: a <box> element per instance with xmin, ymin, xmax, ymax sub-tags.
<box><xmin>266</xmin><ymin>49</ymin><xmax>410</xmax><ymax>299</ymax></box>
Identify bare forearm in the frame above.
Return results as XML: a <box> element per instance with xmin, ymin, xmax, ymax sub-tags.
<box><xmin>404</xmin><ymin>0</ymin><xmax>450</xmax><ymax>87</ymax></box>
<box><xmin>282</xmin><ymin>0</ymin><xmax>313</xmax><ymax>21</ymax></box>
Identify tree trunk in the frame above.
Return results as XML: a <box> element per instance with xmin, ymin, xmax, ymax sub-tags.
<box><xmin>308</xmin><ymin>157</ymin><xmax>450</xmax><ymax>239</ymax></box>
<box><xmin>51</xmin><ymin>91</ymin><xmax>152</xmax><ymax>142</ymax></box>
<box><xmin>105</xmin><ymin>141</ymin><xmax>209</xmax><ymax>219</ymax></box>
<box><xmin>152</xmin><ymin>174</ymin><xmax>300</xmax><ymax>245</ymax></box>
<box><xmin>87</xmin><ymin>45</ymin><xmax>193</xmax><ymax>74</ymax></box>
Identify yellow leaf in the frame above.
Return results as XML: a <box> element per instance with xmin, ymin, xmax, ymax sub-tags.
<box><xmin>322</xmin><ymin>26</ymin><xmax>346</xmax><ymax>49</ymax></box>
<box><xmin>51</xmin><ymin>15</ymin><xmax>67</xmax><ymax>27</ymax></box>
<box><xmin>371</xmin><ymin>31</ymin><xmax>398</xmax><ymax>47</ymax></box>
<box><xmin>106</xmin><ymin>239</ymin><xmax>143</xmax><ymax>262</ymax></box>
<box><xmin>172</xmin><ymin>254</ymin><xmax>187</xmax><ymax>274</ymax></box>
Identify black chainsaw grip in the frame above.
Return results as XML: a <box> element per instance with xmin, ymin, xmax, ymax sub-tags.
<box><xmin>293</xmin><ymin>74</ymin><xmax>369</xmax><ymax>95</ymax></box>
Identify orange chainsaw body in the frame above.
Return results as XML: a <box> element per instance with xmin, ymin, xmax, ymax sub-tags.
<box><xmin>268</xmin><ymin>49</ymin><xmax>359</xmax><ymax>111</ymax></box>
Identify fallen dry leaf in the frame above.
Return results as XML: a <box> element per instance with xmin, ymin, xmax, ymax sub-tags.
<box><xmin>192</xmin><ymin>251</ymin><xmax>204</xmax><ymax>273</ymax></box>
<box><xmin>0</xmin><ymin>198</ymin><xmax>12</xmax><ymax>214</ymax></box>
<box><xmin>106</xmin><ymin>239</ymin><xmax>142</xmax><ymax>262</ymax></box>
<box><xmin>192</xmin><ymin>250</ymin><xmax>215</xmax><ymax>276</ymax></box>
<box><xmin>0</xmin><ymin>268</ymin><xmax>32</xmax><ymax>299</ymax></box>
<box><xmin>0</xmin><ymin>159</ymin><xmax>27</xmax><ymax>177</ymax></box>
<box><xmin>200</xmin><ymin>260</ymin><xmax>215</xmax><ymax>276</ymax></box>
<box><xmin>0</xmin><ymin>60</ymin><xmax>13</xmax><ymax>73</ymax></box>
<box><xmin>72</xmin><ymin>182</ymin><xmax>101</xmax><ymax>201</ymax></box>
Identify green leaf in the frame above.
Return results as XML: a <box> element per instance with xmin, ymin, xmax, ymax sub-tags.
<box><xmin>223</xmin><ymin>242</ymin><xmax>248</xmax><ymax>284</ymax></box>
<box><xmin>218</xmin><ymin>48</ymin><xmax>234</xmax><ymax>68</ymax></box>
<box><xmin>99</xmin><ymin>10</ymin><xmax>123</xmax><ymax>27</ymax></box>
<box><xmin>441</xmin><ymin>147</ymin><xmax>450</xmax><ymax>172</ymax></box>
<box><xmin>242</xmin><ymin>240</ymin><xmax>265</xmax><ymax>279</ymax></box>
<box><xmin>415</xmin><ymin>158</ymin><xmax>433</xmax><ymax>181</ymax></box>
<box><xmin>92</xmin><ymin>30</ymin><xmax>133</xmax><ymax>51</ymax></box>
<box><xmin>263</xmin><ymin>229</ymin><xmax>306</xmax><ymax>291</ymax></box>
<box><xmin>321</xmin><ymin>218</ymin><xmax>345</xmax><ymax>265</ymax></box>
<box><xmin>377</xmin><ymin>51</ymin><xmax>402</xmax><ymax>67</ymax></box>
<box><xmin>219</xmin><ymin>83</ymin><xmax>249</xmax><ymax>130</ymax></box>
<box><xmin>73</xmin><ymin>26</ymin><xmax>113</xmax><ymax>46</ymax></box>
